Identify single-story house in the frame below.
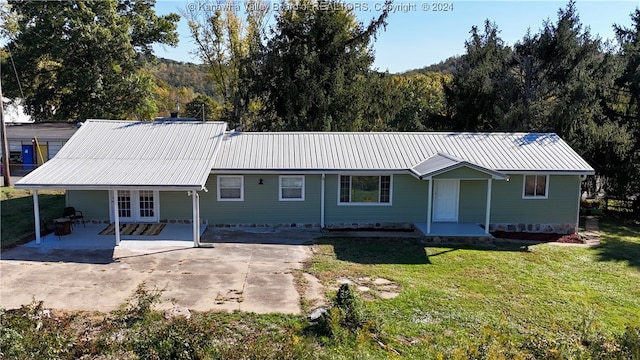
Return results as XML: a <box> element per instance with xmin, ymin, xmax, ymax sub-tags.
<box><xmin>15</xmin><ymin>119</ymin><xmax>595</xmax><ymax>246</ymax></box>
<box><xmin>1</xmin><ymin>122</ymin><xmax>79</xmax><ymax>174</ymax></box>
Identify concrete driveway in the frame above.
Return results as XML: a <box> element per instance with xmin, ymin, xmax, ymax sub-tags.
<box><xmin>0</xmin><ymin>228</ymin><xmax>323</xmax><ymax>314</ymax></box>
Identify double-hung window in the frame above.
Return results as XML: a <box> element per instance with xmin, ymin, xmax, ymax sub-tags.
<box><xmin>523</xmin><ymin>174</ymin><xmax>548</xmax><ymax>199</ymax></box>
<box><xmin>218</xmin><ymin>176</ymin><xmax>244</xmax><ymax>201</ymax></box>
<box><xmin>339</xmin><ymin>175</ymin><xmax>391</xmax><ymax>204</ymax></box>
<box><xmin>279</xmin><ymin>176</ymin><xmax>305</xmax><ymax>201</ymax></box>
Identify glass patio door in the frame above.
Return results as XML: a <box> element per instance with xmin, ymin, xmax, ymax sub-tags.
<box><xmin>115</xmin><ymin>190</ymin><xmax>159</xmax><ymax>222</ymax></box>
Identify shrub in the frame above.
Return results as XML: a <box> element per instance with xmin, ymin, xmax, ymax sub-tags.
<box><xmin>0</xmin><ymin>301</ymin><xmax>76</xmax><ymax>360</ymax></box>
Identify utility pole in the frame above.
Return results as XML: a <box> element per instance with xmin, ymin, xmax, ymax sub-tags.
<box><xmin>0</xmin><ymin>78</ymin><xmax>11</xmax><ymax>187</ymax></box>
<box><xmin>202</xmin><ymin>103</ymin><xmax>205</xmax><ymax>122</ymax></box>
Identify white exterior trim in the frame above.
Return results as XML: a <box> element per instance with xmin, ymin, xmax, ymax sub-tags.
<box><xmin>217</xmin><ymin>175</ymin><xmax>244</xmax><ymax>201</ymax></box>
<box><xmin>522</xmin><ymin>174</ymin><xmax>549</xmax><ymax>199</ymax></box>
<box><xmin>337</xmin><ymin>174</ymin><xmax>393</xmax><ymax>206</ymax></box>
<box><xmin>278</xmin><ymin>175</ymin><xmax>305</xmax><ymax>201</ymax></box>
<box><xmin>108</xmin><ymin>190</ymin><xmax>160</xmax><ymax>223</ymax></box>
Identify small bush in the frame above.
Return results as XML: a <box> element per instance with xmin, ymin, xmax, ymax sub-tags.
<box><xmin>0</xmin><ymin>301</ymin><xmax>76</xmax><ymax>360</ymax></box>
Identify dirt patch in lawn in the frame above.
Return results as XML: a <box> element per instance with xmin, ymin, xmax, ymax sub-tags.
<box><xmin>492</xmin><ymin>231</ymin><xmax>583</xmax><ymax>244</ymax></box>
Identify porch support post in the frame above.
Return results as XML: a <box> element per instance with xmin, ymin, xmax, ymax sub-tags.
<box><xmin>113</xmin><ymin>190</ymin><xmax>121</xmax><ymax>246</ymax></box>
<box><xmin>192</xmin><ymin>191</ymin><xmax>200</xmax><ymax>247</ymax></box>
<box><xmin>426</xmin><ymin>178</ymin><xmax>432</xmax><ymax>234</ymax></box>
<box><xmin>33</xmin><ymin>190</ymin><xmax>41</xmax><ymax>244</ymax></box>
<box><xmin>320</xmin><ymin>173</ymin><xmax>325</xmax><ymax>228</ymax></box>
<box><xmin>485</xmin><ymin>179</ymin><xmax>492</xmax><ymax>234</ymax></box>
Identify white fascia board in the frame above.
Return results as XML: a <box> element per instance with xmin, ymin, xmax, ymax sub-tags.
<box><xmin>503</xmin><ymin>170</ymin><xmax>595</xmax><ymax>175</ymax></box>
<box><xmin>211</xmin><ymin>169</ymin><xmax>408</xmax><ymax>175</ymax></box>
<box><xmin>14</xmin><ymin>184</ymin><xmax>203</xmax><ymax>191</ymax></box>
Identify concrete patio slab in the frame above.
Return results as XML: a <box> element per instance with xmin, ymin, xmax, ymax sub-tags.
<box><xmin>0</xmin><ymin>228</ymin><xmax>321</xmax><ymax>314</ymax></box>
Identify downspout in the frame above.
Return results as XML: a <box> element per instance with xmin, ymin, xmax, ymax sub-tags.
<box><xmin>320</xmin><ymin>173</ymin><xmax>325</xmax><ymax>228</ymax></box>
<box><xmin>426</xmin><ymin>178</ymin><xmax>432</xmax><ymax>234</ymax></box>
<box><xmin>576</xmin><ymin>175</ymin><xmax>587</xmax><ymax>234</ymax></box>
<box><xmin>485</xmin><ymin>179</ymin><xmax>492</xmax><ymax>234</ymax></box>
<box><xmin>33</xmin><ymin>190</ymin><xmax>41</xmax><ymax>244</ymax></box>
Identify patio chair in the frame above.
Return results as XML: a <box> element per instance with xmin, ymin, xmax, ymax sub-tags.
<box><xmin>63</xmin><ymin>206</ymin><xmax>85</xmax><ymax>227</ymax></box>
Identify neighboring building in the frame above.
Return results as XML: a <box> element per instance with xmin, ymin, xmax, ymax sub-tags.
<box><xmin>15</xmin><ymin>119</ymin><xmax>595</xmax><ymax>245</ymax></box>
<box><xmin>1</xmin><ymin>122</ymin><xmax>79</xmax><ymax>174</ymax></box>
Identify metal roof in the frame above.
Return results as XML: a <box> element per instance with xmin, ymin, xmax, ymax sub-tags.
<box><xmin>213</xmin><ymin>132</ymin><xmax>594</xmax><ymax>174</ymax></box>
<box><xmin>15</xmin><ymin>120</ymin><xmax>227</xmax><ymax>190</ymax></box>
<box><xmin>6</xmin><ymin>122</ymin><xmax>79</xmax><ymax>141</ymax></box>
<box><xmin>410</xmin><ymin>152</ymin><xmax>508</xmax><ymax>179</ymax></box>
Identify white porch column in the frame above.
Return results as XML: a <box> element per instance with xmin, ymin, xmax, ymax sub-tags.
<box><xmin>485</xmin><ymin>179</ymin><xmax>493</xmax><ymax>234</ymax></box>
<box><xmin>113</xmin><ymin>190</ymin><xmax>121</xmax><ymax>246</ymax></box>
<box><xmin>320</xmin><ymin>173</ymin><xmax>326</xmax><ymax>228</ymax></box>
<box><xmin>192</xmin><ymin>191</ymin><xmax>200</xmax><ymax>247</ymax></box>
<box><xmin>426</xmin><ymin>178</ymin><xmax>433</xmax><ymax>234</ymax></box>
<box><xmin>33</xmin><ymin>190</ymin><xmax>41</xmax><ymax>244</ymax></box>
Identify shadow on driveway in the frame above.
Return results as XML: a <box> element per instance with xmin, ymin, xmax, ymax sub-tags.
<box><xmin>1</xmin><ymin>247</ymin><xmax>115</xmax><ymax>264</ymax></box>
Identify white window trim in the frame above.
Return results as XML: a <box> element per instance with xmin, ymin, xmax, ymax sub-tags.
<box><xmin>337</xmin><ymin>174</ymin><xmax>393</xmax><ymax>206</ymax></box>
<box><xmin>109</xmin><ymin>190</ymin><xmax>160</xmax><ymax>222</ymax></box>
<box><xmin>279</xmin><ymin>175</ymin><xmax>305</xmax><ymax>201</ymax></box>
<box><xmin>522</xmin><ymin>174</ymin><xmax>549</xmax><ymax>199</ymax></box>
<box><xmin>217</xmin><ymin>175</ymin><xmax>244</xmax><ymax>201</ymax></box>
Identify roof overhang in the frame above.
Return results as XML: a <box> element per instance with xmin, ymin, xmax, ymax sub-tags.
<box><xmin>410</xmin><ymin>152</ymin><xmax>508</xmax><ymax>180</ymax></box>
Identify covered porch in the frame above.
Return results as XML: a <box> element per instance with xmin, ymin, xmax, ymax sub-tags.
<box><xmin>410</xmin><ymin>152</ymin><xmax>509</xmax><ymax>236</ymax></box>
<box><xmin>13</xmin><ymin>120</ymin><xmax>228</xmax><ymax>248</ymax></box>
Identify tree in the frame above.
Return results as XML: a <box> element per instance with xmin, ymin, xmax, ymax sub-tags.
<box><xmin>1</xmin><ymin>0</ymin><xmax>179</xmax><ymax>121</ymax></box>
<box><xmin>185</xmin><ymin>0</ymin><xmax>269</xmax><ymax>126</ymax></box>
<box><xmin>444</xmin><ymin>20</ymin><xmax>518</xmax><ymax>131</ymax></box>
<box><xmin>255</xmin><ymin>0</ymin><xmax>391</xmax><ymax>131</ymax></box>
<box><xmin>184</xmin><ymin>94</ymin><xmax>223</xmax><ymax>121</ymax></box>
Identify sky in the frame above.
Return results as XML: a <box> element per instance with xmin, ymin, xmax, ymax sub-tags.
<box><xmin>154</xmin><ymin>0</ymin><xmax>638</xmax><ymax>73</ymax></box>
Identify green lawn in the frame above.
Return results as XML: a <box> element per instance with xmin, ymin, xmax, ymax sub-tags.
<box><xmin>309</xmin><ymin>216</ymin><xmax>640</xmax><ymax>358</ymax></box>
<box><xmin>1</xmin><ymin>187</ymin><xmax>65</xmax><ymax>248</ymax></box>
<box><xmin>2</xmin><ymin>213</ymin><xmax>639</xmax><ymax>358</ymax></box>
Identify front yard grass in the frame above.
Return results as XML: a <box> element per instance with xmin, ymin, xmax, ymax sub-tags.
<box><xmin>2</xmin><ymin>215</ymin><xmax>639</xmax><ymax>358</ymax></box>
<box><xmin>309</xmin><ymin>215</ymin><xmax>640</xmax><ymax>357</ymax></box>
<box><xmin>1</xmin><ymin>187</ymin><xmax>65</xmax><ymax>249</ymax></box>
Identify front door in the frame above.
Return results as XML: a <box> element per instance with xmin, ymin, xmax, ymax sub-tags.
<box><xmin>22</xmin><ymin>145</ymin><xmax>34</xmax><ymax>170</ymax></box>
<box><xmin>114</xmin><ymin>190</ymin><xmax>159</xmax><ymax>223</ymax></box>
<box><xmin>433</xmin><ymin>179</ymin><xmax>459</xmax><ymax>222</ymax></box>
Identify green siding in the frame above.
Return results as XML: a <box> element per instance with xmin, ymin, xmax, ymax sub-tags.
<box><xmin>491</xmin><ymin>175</ymin><xmax>580</xmax><ymax>224</ymax></box>
<box><xmin>200</xmin><ymin>174</ymin><xmax>322</xmax><ymax>224</ymax></box>
<box><xmin>324</xmin><ymin>174</ymin><xmax>427</xmax><ymax>224</ymax></box>
<box><xmin>459</xmin><ymin>180</ymin><xmax>488</xmax><ymax>223</ymax></box>
<box><xmin>159</xmin><ymin>192</ymin><xmax>193</xmax><ymax>220</ymax></box>
<box><xmin>66</xmin><ymin>190</ymin><xmax>109</xmax><ymax>219</ymax></box>
<box><xmin>65</xmin><ymin>174</ymin><xmax>581</xmax><ymax>227</ymax></box>
<box><xmin>434</xmin><ymin>166</ymin><xmax>492</xmax><ymax>179</ymax></box>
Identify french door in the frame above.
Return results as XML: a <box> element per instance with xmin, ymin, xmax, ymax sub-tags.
<box><xmin>114</xmin><ymin>190</ymin><xmax>159</xmax><ymax>222</ymax></box>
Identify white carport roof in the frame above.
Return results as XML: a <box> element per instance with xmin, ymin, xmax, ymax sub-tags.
<box><xmin>15</xmin><ymin>120</ymin><xmax>227</xmax><ymax>190</ymax></box>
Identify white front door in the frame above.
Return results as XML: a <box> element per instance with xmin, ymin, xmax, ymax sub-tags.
<box><xmin>113</xmin><ymin>190</ymin><xmax>159</xmax><ymax>223</ymax></box>
<box><xmin>433</xmin><ymin>179</ymin><xmax>459</xmax><ymax>222</ymax></box>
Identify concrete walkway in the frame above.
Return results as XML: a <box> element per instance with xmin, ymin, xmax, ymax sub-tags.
<box><xmin>582</xmin><ymin>216</ymin><xmax>601</xmax><ymax>247</ymax></box>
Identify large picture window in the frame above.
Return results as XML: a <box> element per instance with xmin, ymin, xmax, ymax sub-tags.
<box><xmin>523</xmin><ymin>175</ymin><xmax>548</xmax><ymax>198</ymax></box>
<box><xmin>279</xmin><ymin>176</ymin><xmax>305</xmax><ymax>201</ymax></box>
<box><xmin>339</xmin><ymin>175</ymin><xmax>391</xmax><ymax>204</ymax></box>
<box><xmin>218</xmin><ymin>176</ymin><xmax>244</xmax><ymax>201</ymax></box>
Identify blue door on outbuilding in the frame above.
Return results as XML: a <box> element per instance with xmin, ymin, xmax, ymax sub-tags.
<box><xmin>22</xmin><ymin>145</ymin><xmax>34</xmax><ymax>170</ymax></box>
